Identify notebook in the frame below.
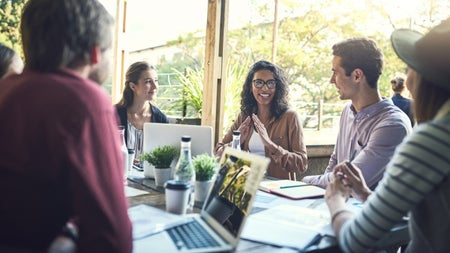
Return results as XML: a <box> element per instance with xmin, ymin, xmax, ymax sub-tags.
<box><xmin>142</xmin><ymin>123</ymin><xmax>213</xmax><ymax>178</ymax></box>
<box><xmin>133</xmin><ymin>147</ymin><xmax>269</xmax><ymax>253</ymax></box>
<box><xmin>259</xmin><ymin>179</ymin><xmax>325</xmax><ymax>200</ymax></box>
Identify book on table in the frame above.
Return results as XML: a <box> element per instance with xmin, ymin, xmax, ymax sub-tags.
<box><xmin>258</xmin><ymin>179</ymin><xmax>325</xmax><ymax>200</ymax></box>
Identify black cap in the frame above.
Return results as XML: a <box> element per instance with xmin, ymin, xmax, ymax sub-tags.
<box><xmin>391</xmin><ymin>18</ymin><xmax>450</xmax><ymax>91</ymax></box>
<box><xmin>164</xmin><ymin>180</ymin><xmax>190</xmax><ymax>190</ymax></box>
<box><xmin>181</xmin><ymin>135</ymin><xmax>191</xmax><ymax>142</ymax></box>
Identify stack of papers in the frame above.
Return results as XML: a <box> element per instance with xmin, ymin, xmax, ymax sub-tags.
<box><xmin>259</xmin><ymin>180</ymin><xmax>325</xmax><ymax>200</ymax></box>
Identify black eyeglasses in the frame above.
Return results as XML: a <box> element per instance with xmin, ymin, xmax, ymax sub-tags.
<box><xmin>252</xmin><ymin>79</ymin><xmax>276</xmax><ymax>89</ymax></box>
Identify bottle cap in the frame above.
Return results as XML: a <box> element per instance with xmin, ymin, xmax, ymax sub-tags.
<box><xmin>181</xmin><ymin>135</ymin><xmax>191</xmax><ymax>142</ymax></box>
<box><xmin>233</xmin><ymin>130</ymin><xmax>240</xmax><ymax>136</ymax></box>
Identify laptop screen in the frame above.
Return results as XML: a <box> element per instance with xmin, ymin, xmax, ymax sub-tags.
<box><xmin>202</xmin><ymin>148</ymin><xmax>268</xmax><ymax>238</ymax></box>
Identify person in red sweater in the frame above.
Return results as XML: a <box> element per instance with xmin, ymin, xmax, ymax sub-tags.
<box><xmin>0</xmin><ymin>0</ymin><xmax>132</xmax><ymax>252</ymax></box>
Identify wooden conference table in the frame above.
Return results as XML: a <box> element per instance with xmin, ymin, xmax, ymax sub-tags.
<box><xmin>126</xmin><ymin>176</ymin><xmax>409</xmax><ymax>253</ymax></box>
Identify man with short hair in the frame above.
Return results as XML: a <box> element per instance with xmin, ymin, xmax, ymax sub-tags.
<box><xmin>302</xmin><ymin>38</ymin><xmax>412</xmax><ymax>190</ymax></box>
<box><xmin>391</xmin><ymin>76</ymin><xmax>414</xmax><ymax>126</ymax></box>
<box><xmin>0</xmin><ymin>0</ymin><xmax>132</xmax><ymax>252</ymax></box>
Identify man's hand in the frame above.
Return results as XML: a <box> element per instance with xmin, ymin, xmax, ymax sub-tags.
<box><xmin>334</xmin><ymin>161</ymin><xmax>372</xmax><ymax>202</ymax></box>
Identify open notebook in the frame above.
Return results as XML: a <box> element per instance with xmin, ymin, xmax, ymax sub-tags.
<box><xmin>259</xmin><ymin>179</ymin><xmax>325</xmax><ymax>200</ymax></box>
<box><xmin>133</xmin><ymin>147</ymin><xmax>269</xmax><ymax>253</ymax></box>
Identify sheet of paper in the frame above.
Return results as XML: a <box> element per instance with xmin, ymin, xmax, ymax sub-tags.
<box><xmin>252</xmin><ymin>190</ymin><xmax>316</xmax><ymax>210</ymax></box>
<box><xmin>125</xmin><ymin>186</ymin><xmax>149</xmax><ymax>197</ymax></box>
<box><xmin>128</xmin><ymin>204</ymin><xmax>188</xmax><ymax>240</ymax></box>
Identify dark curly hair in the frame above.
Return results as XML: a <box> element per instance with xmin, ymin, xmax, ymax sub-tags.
<box><xmin>240</xmin><ymin>60</ymin><xmax>289</xmax><ymax>119</ymax></box>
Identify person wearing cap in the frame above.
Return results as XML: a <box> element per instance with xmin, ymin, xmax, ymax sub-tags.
<box><xmin>325</xmin><ymin>17</ymin><xmax>450</xmax><ymax>252</ymax></box>
<box><xmin>391</xmin><ymin>76</ymin><xmax>414</xmax><ymax>126</ymax></box>
<box><xmin>302</xmin><ymin>38</ymin><xmax>412</xmax><ymax>190</ymax></box>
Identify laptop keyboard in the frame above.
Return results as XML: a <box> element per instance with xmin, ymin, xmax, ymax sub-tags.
<box><xmin>167</xmin><ymin>220</ymin><xmax>220</xmax><ymax>250</ymax></box>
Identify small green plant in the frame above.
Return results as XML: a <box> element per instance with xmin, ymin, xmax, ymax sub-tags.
<box><xmin>140</xmin><ymin>145</ymin><xmax>178</xmax><ymax>168</ymax></box>
<box><xmin>192</xmin><ymin>153</ymin><xmax>218</xmax><ymax>181</ymax></box>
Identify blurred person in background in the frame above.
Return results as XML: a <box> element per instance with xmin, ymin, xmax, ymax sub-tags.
<box><xmin>0</xmin><ymin>43</ymin><xmax>23</xmax><ymax>79</ymax></box>
<box><xmin>0</xmin><ymin>0</ymin><xmax>132</xmax><ymax>252</ymax></box>
<box><xmin>391</xmin><ymin>76</ymin><xmax>414</xmax><ymax>126</ymax></box>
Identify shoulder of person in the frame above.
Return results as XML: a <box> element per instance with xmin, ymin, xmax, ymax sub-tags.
<box><xmin>115</xmin><ymin>104</ymin><xmax>125</xmax><ymax>110</ymax></box>
<box><xmin>278</xmin><ymin>108</ymin><xmax>299</xmax><ymax>120</ymax></box>
<box><xmin>115</xmin><ymin>105</ymin><xmax>126</xmax><ymax>116</ymax></box>
<box><xmin>376</xmin><ymin>103</ymin><xmax>412</xmax><ymax>132</ymax></box>
<box><xmin>149</xmin><ymin>103</ymin><xmax>161</xmax><ymax>112</ymax></box>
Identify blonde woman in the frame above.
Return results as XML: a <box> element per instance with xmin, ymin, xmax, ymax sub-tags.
<box><xmin>115</xmin><ymin>61</ymin><xmax>168</xmax><ymax>163</ymax></box>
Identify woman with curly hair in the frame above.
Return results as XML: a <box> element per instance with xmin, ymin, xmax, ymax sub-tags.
<box><xmin>215</xmin><ymin>60</ymin><xmax>308</xmax><ymax>179</ymax></box>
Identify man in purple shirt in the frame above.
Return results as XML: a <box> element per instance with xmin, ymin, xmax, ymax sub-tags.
<box><xmin>0</xmin><ymin>0</ymin><xmax>132</xmax><ymax>252</ymax></box>
<box><xmin>302</xmin><ymin>38</ymin><xmax>412</xmax><ymax>190</ymax></box>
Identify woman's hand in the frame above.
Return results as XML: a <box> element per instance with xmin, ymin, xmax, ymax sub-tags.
<box><xmin>237</xmin><ymin>116</ymin><xmax>252</xmax><ymax>142</ymax></box>
<box><xmin>251</xmin><ymin>114</ymin><xmax>273</xmax><ymax>146</ymax></box>
<box><xmin>337</xmin><ymin>162</ymin><xmax>372</xmax><ymax>202</ymax></box>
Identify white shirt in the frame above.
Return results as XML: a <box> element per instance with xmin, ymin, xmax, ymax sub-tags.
<box><xmin>248</xmin><ymin>131</ymin><xmax>265</xmax><ymax>157</ymax></box>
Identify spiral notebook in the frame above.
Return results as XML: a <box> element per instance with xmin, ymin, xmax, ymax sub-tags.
<box><xmin>259</xmin><ymin>179</ymin><xmax>325</xmax><ymax>200</ymax></box>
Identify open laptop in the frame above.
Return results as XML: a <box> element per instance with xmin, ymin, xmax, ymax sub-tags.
<box><xmin>133</xmin><ymin>147</ymin><xmax>270</xmax><ymax>253</ymax></box>
<box><xmin>141</xmin><ymin>123</ymin><xmax>213</xmax><ymax>178</ymax></box>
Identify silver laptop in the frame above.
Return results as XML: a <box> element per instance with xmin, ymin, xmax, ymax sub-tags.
<box><xmin>133</xmin><ymin>147</ymin><xmax>269</xmax><ymax>253</ymax></box>
<box><xmin>142</xmin><ymin>123</ymin><xmax>213</xmax><ymax>178</ymax></box>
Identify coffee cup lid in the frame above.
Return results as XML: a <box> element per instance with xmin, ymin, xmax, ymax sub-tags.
<box><xmin>164</xmin><ymin>180</ymin><xmax>190</xmax><ymax>190</ymax></box>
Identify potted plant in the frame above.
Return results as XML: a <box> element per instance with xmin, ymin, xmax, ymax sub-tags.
<box><xmin>141</xmin><ymin>145</ymin><xmax>178</xmax><ymax>187</ymax></box>
<box><xmin>169</xmin><ymin>67</ymin><xmax>203</xmax><ymax>125</ymax></box>
<box><xmin>192</xmin><ymin>153</ymin><xmax>218</xmax><ymax>203</ymax></box>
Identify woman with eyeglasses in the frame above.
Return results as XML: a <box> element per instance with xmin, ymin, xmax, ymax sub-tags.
<box><xmin>215</xmin><ymin>60</ymin><xmax>308</xmax><ymax>180</ymax></box>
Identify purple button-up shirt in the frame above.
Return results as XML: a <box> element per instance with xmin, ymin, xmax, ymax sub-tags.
<box><xmin>305</xmin><ymin>98</ymin><xmax>412</xmax><ymax>189</ymax></box>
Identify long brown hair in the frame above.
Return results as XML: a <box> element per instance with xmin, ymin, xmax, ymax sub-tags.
<box><xmin>413</xmin><ymin>74</ymin><xmax>450</xmax><ymax>123</ymax></box>
<box><xmin>116</xmin><ymin>61</ymin><xmax>156</xmax><ymax>108</ymax></box>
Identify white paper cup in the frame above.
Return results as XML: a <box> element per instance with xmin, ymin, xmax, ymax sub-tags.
<box><xmin>165</xmin><ymin>180</ymin><xmax>191</xmax><ymax>215</ymax></box>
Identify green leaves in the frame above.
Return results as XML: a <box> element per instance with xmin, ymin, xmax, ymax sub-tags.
<box><xmin>169</xmin><ymin>67</ymin><xmax>204</xmax><ymax>118</ymax></box>
<box><xmin>192</xmin><ymin>153</ymin><xmax>218</xmax><ymax>181</ymax></box>
<box><xmin>140</xmin><ymin>145</ymin><xmax>178</xmax><ymax>168</ymax></box>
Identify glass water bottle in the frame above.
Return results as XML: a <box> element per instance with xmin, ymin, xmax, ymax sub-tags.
<box><xmin>119</xmin><ymin>125</ymin><xmax>129</xmax><ymax>184</ymax></box>
<box><xmin>174</xmin><ymin>135</ymin><xmax>196</xmax><ymax>210</ymax></box>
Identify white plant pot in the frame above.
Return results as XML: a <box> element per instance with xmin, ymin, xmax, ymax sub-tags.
<box><xmin>154</xmin><ymin>167</ymin><xmax>172</xmax><ymax>187</ymax></box>
<box><xmin>195</xmin><ymin>180</ymin><xmax>213</xmax><ymax>203</ymax></box>
<box><xmin>143</xmin><ymin>161</ymin><xmax>155</xmax><ymax>178</ymax></box>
